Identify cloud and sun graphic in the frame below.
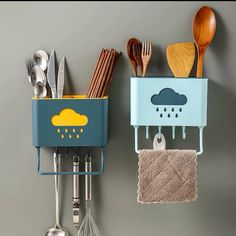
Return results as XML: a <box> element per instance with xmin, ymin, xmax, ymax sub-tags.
<box><xmin>51</xmin><ymin>108</ymin><xmax>88</xmax><ymax>140</ymax></box>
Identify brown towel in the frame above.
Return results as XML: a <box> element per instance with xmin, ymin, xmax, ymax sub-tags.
<box><xmin>137</xmin><ymin>149</ymin><xmax>197</xmax><ymax>203</ymax></box>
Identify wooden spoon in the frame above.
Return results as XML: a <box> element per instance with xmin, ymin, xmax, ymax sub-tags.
<box><xmin>166</xmin><ymin>42</ymin><xmax>195</xmax><ymax>77</ymax></box>
<box><xmin>132</xmin><ymin>40</ymin><xmax>143</xmax><ymax>76</ymax></box>
<box><xmin>193</xmin><ymin>6</ymin><xmax>216</xmax><ymax>77</ymax></box>
<box><xmin>127</xmin><ymin>38</ymin><xmax>139</xmax><ymax>76</ymax></box>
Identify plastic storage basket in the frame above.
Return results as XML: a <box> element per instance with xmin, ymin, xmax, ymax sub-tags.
<box><xmin>130</xmin><ymin>77</ymin><xmax>208</xmax><ymax>155</ymax></box>
<box><xmin>32</xmin><ymin>95</ymin><xmax>108</xmax><ymax>175</ymax></box>
<box><xmin>32</xmin><ymin>95</ymin><xmax>108</xmax><ymax>147</ymax></box>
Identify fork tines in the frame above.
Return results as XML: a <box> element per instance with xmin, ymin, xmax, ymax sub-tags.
<box><xmin>141</xmin><ymin>41</ymin><xmax>152</xmax><ymax>77</ymax></box>
<box><xmin>25</xmin><ymin>58</ymin><xmax>35</xmax><ymax>76</ymax></box>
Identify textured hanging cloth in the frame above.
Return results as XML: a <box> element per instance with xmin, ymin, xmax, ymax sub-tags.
<box><xmin>137</xmin><ymin>143</ymin><xmax>198</xmax><ymax>203</ymax></box>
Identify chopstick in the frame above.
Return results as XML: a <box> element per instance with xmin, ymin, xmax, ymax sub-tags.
<box><xmin>102</xmin><ymin>51</ymin><xmax>121</xmax><ymax>97</ymax></box>
<box><xmin>87</xmin><ymin>49</ymin><xmax>106</xmax><ymax>98</ymax></box>
<box><xmin>87</xmin><ymin>48</ymin><xmax>121</xmax><ymax>98</ymax></box>
<box><xmin>93</xmin><ymin>50</ymin><xmax>111</xmax><ymax>98</ymax></box>
<box><xmin>96</xmin><ymin>50</ymin><xmax>114</xmax><ymax>98</ymax></box>
<box><xmin>87</xmin><ymin>49</ymin><xmax>105</xmax><ymax>98</ymax></box>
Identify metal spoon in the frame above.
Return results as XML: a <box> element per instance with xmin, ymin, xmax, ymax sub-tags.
<box><xmin>34</xmin><ymin>50</ymin><xmax>49</xmax><ymax>71</ymax></box>
<box><xmin>32</xmin><ymin>65</ymin><xmax>47</xmax><ymax>86</ymax></box>
<box><xmin>45</xmin><ymin>153</ymin><xmax>69</xmax><ymax>236</ymax></box>
<box><xmin>34</xmin><ymin>81</ymin><xmax>47</xmax><ymax>98</ymax></box>
<box><xmin>193</xmin><ymin>6</ymin><xmax>216</xmax><ymax>77</ymax></box>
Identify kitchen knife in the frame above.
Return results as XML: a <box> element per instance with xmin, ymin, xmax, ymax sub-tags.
<box><xmin>57</xmin><ymin>57</ymin><xmax>65</xmax><ymax>98</ymax></box>
<box><xmin>47</xmin><ymin>49</ymin><xmax>57</xmax><ymax>98</ymax></box>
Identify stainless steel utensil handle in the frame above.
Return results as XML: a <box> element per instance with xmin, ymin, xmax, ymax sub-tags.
<box><xmin>85</xmin><ymin>157</ymin><xmax>92</xmax><ymax>201</ymax></box>
<box><xmin>73</xmin><ymin>156</ymin><xmax>80</xmax><ymax>200</ymax></box>
<box><xmin>53</xmin><ymin>152</ymin><xmax>61</xmax><ymax>226</ymax></box>
<box><xmin>73</xmin><ymin>156</ymin><xmax>80</xmax><ymax>227</ymax></box>
<box><xmin>51</xmin><ymin>88</ymin><xmax>57</xmax><ymax>99</ymax></box>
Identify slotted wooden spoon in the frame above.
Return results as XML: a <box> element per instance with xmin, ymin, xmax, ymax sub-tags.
<box><xmin>127</xmin><ymin>38</ymin><xmax>140</xmax><ymax>76</ymax></box>
<box><xmin>166</xmin><ymin>42</ymin><xmax>195</xmax><ymax>77</ymax></box>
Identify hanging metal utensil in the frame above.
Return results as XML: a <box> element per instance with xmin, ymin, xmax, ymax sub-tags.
<box><xmin>78</xmin><ymin>153</ymin><xmax>100</xmax><ymax>236</ymax></box>
<box><xmin>45</xmin><ymin>152</ymin><xmax>69</xmax><ymax>236</ymax></box>
<box><xmin>73</xmin><ymin>155</ymin><xmax>80</xmax><ymax>228</ymax></box>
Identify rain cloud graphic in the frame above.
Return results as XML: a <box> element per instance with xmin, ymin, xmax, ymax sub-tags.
<box><xmin>51</xmin><ymin>109</ymin><xmax>88</xmax><ymax>126</ymax></box>
<box><xmin>151</xmin><ymin>88</ymin><xmax>187</xmax><ymax>106</ymax></box>
<box><xmin>51</xmin><ymin>109</ymin><xmax>88</xmax><ymax>140</ymax></box>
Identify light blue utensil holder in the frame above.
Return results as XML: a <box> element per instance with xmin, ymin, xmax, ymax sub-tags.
<box><xmin>31</xmin><ymin>95</ymin><xmax>108</xmax><ymax>175</ymax></box>
<box><xmin>130</xmin><ymin>77</ymin><xmax>208</xmax><ymax>155</ymax></box>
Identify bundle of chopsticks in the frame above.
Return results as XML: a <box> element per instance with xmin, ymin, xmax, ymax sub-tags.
<box><xmin>87</xmin><ymin>49</ymin><xmax>121</xmax><ymax>98</ymax></box>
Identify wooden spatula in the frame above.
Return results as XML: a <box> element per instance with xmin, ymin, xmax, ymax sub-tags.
<box><xmin>166</xmin><ymin>42</ymin><xmax>195</xmax><ymax>78</ymax></box>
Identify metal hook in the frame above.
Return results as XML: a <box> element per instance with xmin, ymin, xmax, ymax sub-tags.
<box><xmin>197</xmin><ymin>127</ymin><xmax>204</xmax><ymax>155</ymax></box>
<box><xmin>172</xmin><ymin>126</ymin><xmax>175</xmax><ymax>139</ymax></box>
<box><xmin>145</xmin><ymin>126</ymin><xmax>149</xmax><ymax>139</ymax></box>
<box><xmin>182</xmin><ymin>126</ymin><xmax>186</xmax><ymax>139</ymax></box>
<box><xmin>133</xmin><ymin>125</ymin><xmax>204</xmax><ymax>156</ymax></box>
<box><xmin>158</xmin><ymin>126</ymin><xmax>162</xmax><ymax>139</ymax></box>
<box><xmin>35</xmin><ymin>147</ymin><xmax>104</xmax><ymax>175</ymax></box>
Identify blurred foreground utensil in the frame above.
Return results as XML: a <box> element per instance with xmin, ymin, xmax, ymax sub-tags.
<box><xmin>141</xmin><ymin>41</ymin><xmax>152</xmax><ymax>77</ymax></box>
<box><xmin>57</xmin><ymin>57</ymin><xmax>65</xmax><ymax>98</ymax></box>
<box><xmin>193</xmin><ymin>6</ymin><xmax>216</xmax><ymax>77</ymax></box>
<box><xmin>47</xmin><ymin>49</ymin><xmax>57</xmax><ymax>98</ymax></box>
<box><xmin>33</xmin><ymin>50</ymin><xmax>49</xmax><ymax>71</ymax></box>
<box><xmin>166</xmin><ymin>42</ymin><xmax>195</xmax><ymax>77</ymax></box>
<box><xmin>45</xmin><ymin>153</ymin><xmax>69</xmax><ymax>236</ymax></box>
<box><xmin>77</xmin><ymin>154</ymin><xmax>100</xmax><ymax>236</ymax></box>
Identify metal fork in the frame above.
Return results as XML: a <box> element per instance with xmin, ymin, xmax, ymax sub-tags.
<box><xmin>141</xmin><ymin>41</ymin><xmax>152</xmax><ymax>77</ymax></box>
<box><xmin>25</xmin><ymin>58</ymin><xmax>35</xmax><ymax>84</ymax></box>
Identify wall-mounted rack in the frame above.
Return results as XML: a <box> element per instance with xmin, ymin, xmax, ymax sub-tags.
<box><xmin>130</xmin><ymin>77</ymin><xmax>208</xmax><ymax>155</ymax></box>
<box><xmin>32</xmin><ymin>95</ymin><xmax>108</xmax><ymax>175</ymax></box>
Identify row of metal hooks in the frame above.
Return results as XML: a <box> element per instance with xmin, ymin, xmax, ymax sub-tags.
<box><xmin>134</xmin><ymin>125</ymin><xmax>204</xmax><ymax>156</ymax></box>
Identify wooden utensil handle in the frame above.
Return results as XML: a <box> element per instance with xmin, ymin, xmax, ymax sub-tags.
<box><xmin>101</xmin><ymin>51</ymin><xmax>117</xmax><ymax>97</ymax></box>
<box><xmin>104</xmin><ymin>53</ymin><xmax>121</xmax><ymax>95</ymax></box>
<box><xmin>196</xmin><ymin>48</ymin><xmax>205</xmax><ymax>78</ymax></box>
<box><xmin>142</xmin><ymin>62</ymin><xmax>148</xmax><ymax>77</ymax></box>
<box><xmin>132</xmin><ymin>61</ymin><xmax>137</xmax><ymax>77</ymax></box>
<box><xmin>90</xmin><ymin>51</ymin><xmax>107</xmax><ymax>98</ymax></box>
<box><xmin>97</xmin><ymin>51</ymin><xmax>113</xmax><ymax>98</ymax></box>
<box><xmin>87</xmin><ymin>50</ymin><xmax>104</xmax><ymax>97</ymax></box>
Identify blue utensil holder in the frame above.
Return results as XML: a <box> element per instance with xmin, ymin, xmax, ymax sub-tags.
<box><xmin>130</xmin><ymin>77</ymin><xmax>208</xmax><ymax>155</ymax></box>
<box><xmin>32</xmin><ymin>95</ymin><xmax>108</xmax><ymax>175</ymax></box>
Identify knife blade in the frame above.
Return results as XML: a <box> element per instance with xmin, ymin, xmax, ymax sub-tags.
<box><xmin>47</xmin><ymin>49</ymin><xmax>57</xmax><ymax>98</ymax></box>
<box><xmin>57</xmin><ymin>57</ymin><xmax>65</xmax><ymax>99</ymax></box>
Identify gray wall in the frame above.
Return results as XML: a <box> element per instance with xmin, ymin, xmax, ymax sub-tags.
<box><xmin>0</xmin><ymin>1</ymin><xmax>235</xmax><ymax>236</ymax></box>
